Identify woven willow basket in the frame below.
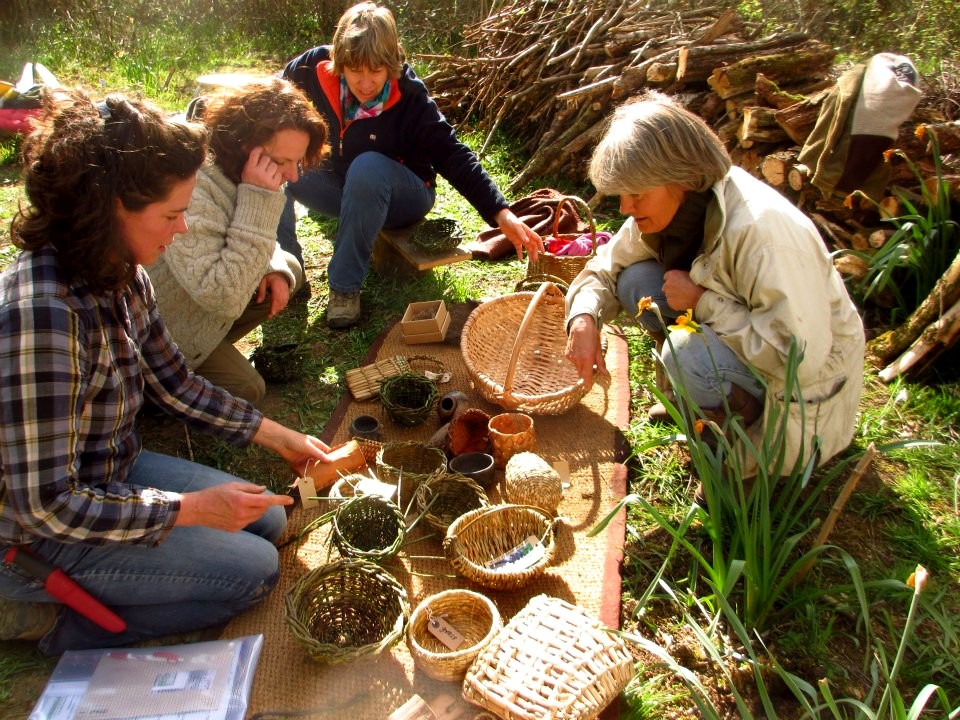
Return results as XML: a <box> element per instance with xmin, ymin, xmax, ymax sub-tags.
<box><xmin>376</xmin><ymin>441</ymin><xmax>448</xmax><ymax>510</ymax></box>
<box><xmin>380</xmin><ymin>372</ymin><xmax>439</xmax><ymax>427</ymax></box>
<box><xmin>461</xmin><ymin>282</ymin><xmax>586</xmax><ymax>415</ymax></box>
<box><xmin>443</xmin><ymin>504</ymin><xmax>557</xmax><ymax>590</ymax></box>
<box><xmin>504</xmin><ymin>451</ymin><xmax>563</xmax><ymax>514</ymax></box>
<box><xmin>331</xmin><ymin>494</ymin><xmax>406</xmax><ymax>563</ymax></box>
<box><xmin>525</xmin><ymin>195</ymin><xmax>597</xmax><ymax>287</ymax></box>
<box><xmin>410</xmin><ymin>217</ymin><xmax>464</xmax><ymax>254</ymax></box>
<box><xmin>407</xmin><ymin>589</ymin><xmax>502</xmax><ymax>682</ymax></box>
<box><xmin>414</xmin><ymin>473</ymin><xmax>489</xmax><ymax>533</ymax></box>
<box><xmin>462</xmin><ymin>594</ymin><xmax>633</xmax><ymax>720</ymax></box>
<box><xmin>488</xmin><ymin>412</ymin><xmax>537</xmax><ymax>469</ymax></box>
<box><xmin>285</xmin><ymin>559</ymin><xmax>409</xmax><ymax>665</ymax></box>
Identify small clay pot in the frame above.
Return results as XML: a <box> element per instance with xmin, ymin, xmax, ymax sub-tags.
<box><xmin>449</xmin><ymin>452</ymin><xmax>496</xmax><ymax>490</ymax></box>
<box><xmin>349</xmin><ymin>414</ymin><xmax>381</xmax><ymax>440</ymax></box>
<box><xmin>437</xmin><ymin>390</ymin><xmax>468</xmax><ymax>422</ymax></box>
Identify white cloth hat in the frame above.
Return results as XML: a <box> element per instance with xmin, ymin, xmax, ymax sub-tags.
<box><xmin>851</xmin><ymin>53</ymin><xmax>922</xmax><ymax>139</ymax></box>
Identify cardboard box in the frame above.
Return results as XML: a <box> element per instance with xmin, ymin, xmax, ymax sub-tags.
<box><xmin>401</xmin><ymin>300</ymin><xmax>451</xmax><ymax>344</ymax></box>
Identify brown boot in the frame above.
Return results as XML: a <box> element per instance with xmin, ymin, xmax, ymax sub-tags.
<box><xmin>0</xmin><ymin>597</ymin><xmax>57</xmax><ymax>641</ymax></box>
<box><xmin>701</xmin><ymin>384</ymin><xmax>763</xmax><ymax>431</ymax></box>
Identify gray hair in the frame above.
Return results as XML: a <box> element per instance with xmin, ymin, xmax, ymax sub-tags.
<box><xmin>589</xmin><ymin>92</ymin><xmax>731</xmax><ymax>195</ymax></box>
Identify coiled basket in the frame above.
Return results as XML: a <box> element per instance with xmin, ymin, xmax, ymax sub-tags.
<box><xmin>461</xmin><ymin>282</ymin><xmax>586</xmax><ymax>415</ymax></box>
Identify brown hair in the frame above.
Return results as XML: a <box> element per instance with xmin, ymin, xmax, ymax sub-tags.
<box><xmin>331</xmin><ymin>2</ymin><xmax>405</xmax><ymax>78</ymax></box>
<box><xmin>12</xmin><ymin>88</ymin><xmax>206</xmax><ymax>290</ymax></box>
<box><xmin>203</xmin><ymin>77</ymin><xmax>330</xmax><ymax>184</ymax></box>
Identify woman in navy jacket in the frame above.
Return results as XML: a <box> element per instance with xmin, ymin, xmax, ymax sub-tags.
<box><xmin>281</xmin><ymin>2</ymin><xmax>541</xmax><ymax>328</ymax></box>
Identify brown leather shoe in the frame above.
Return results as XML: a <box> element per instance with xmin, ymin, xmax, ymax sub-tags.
<box><xmin>0</xmin><ymin>597</ymin><xmax>57</xmax><ymax>641</ymax></box>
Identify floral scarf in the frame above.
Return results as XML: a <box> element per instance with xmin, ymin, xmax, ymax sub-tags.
<box><xmin>340</xmin><ymin>75</ymin><xmax>392</xmax><ymax>121</ymax></box>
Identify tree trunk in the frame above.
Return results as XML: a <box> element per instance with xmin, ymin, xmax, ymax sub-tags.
<box><xmin>708</xmin><ymin>42</ymin><xmax>836</xmax><ymax>99</ymax></box>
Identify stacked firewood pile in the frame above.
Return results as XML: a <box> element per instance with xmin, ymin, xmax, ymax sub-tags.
<box><xmin>423</xmin><ymin>1</ymin><xmax>960</xmax><ymax>379</ymax></box>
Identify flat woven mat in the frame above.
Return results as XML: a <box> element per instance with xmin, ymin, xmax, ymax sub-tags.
<box><xmin>223</xmin><ymin>303</ymin><xmax>631</xmax><ymax>719</ymax></box>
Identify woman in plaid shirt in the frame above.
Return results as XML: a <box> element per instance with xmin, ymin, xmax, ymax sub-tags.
<box><xmin>0</xmin><ymin>89</ymin><xmax>332</xmax><ymax>654</ymax></box>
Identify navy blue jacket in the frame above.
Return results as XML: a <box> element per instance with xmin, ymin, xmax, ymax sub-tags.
<box><xmin>283</xmin><ymin>46</ymin><xmax>508</xmax><ymax>226</ymax></box>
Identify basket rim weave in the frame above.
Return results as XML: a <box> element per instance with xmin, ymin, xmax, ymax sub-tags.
<box><xmin>443</xmin><ymin>503</ymin><xmax>557</xmax><ymax>590</ymax></box>
<box><xmin>460</xmin><ymin>282</ymin><xmax>587</xmax><ymax>415</ymax></box>
<box><xmin>407</xmin><ymin>588</ymin><xmax>502</xmax><ymax>682</ymax></box>
<box><xmin>410</xmin><ymin>217</ymin><xmax>463</xmax><ymax>253</ymax></box>
<box><xmin>414</xmin><ymin>472</ymin><xmax>489</xmax><ymax>532</ymax></box>
<box><xmin>331</xmin><ymin>494</ymin><xmax>406</xmax><ymax>562</ymax></box>
<box><xmin>380</xmin><ymin>372</ymin><xmax>439</xmax><ymax>427</ymax></box>
<box><xmin>284</xmin><ymin>558</ymin><xmax>409</xmax><ymax>664</ymax></box>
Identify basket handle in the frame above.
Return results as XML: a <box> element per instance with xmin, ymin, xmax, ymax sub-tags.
<box><xmin>514</xmin><ymin>273</ymin><xmax>570</xmax><ymax>294</ymax></box>
<box><xmin>550</xmin><ymin>195</ymin><xmax>597</xmax><ymax>254</ymax></box>
<box><xmin>501</xmin><ymin>281</ymin><xmax>565</xmax><ymax>402</ymax></box>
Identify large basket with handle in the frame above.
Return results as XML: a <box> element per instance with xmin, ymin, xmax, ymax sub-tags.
<box><xmin>525</xmin><ymin>194</ymin><xmax>596</xmax><ymax>288</ymax></box>
<box><xmin>461</xmin><ymin>281</ymin><xmax>587</xmax><ymax>415</ymax></box>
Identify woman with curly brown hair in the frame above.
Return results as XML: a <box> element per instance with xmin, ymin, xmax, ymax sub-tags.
<box><xmin>147</xmin><ymin>77</ymin><xmax>329</xmax><ymax>403</ymax></box>
<box><xmin>0</xmin><ymin>88</ymin><xmax>332</xmax><ymax>654</ymax></box>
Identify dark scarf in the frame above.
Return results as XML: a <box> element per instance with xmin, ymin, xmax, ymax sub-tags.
<box><xmin>652</xmin><ymin>189</ymin><xmax>712</xmax><ymax>272</ymax></box>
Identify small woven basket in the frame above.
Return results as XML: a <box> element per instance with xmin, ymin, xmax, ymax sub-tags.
<box><xmin>443</xmin><ymin>504</ymin><xmax>557</xmax><ymax>590</ymax></box>
<box><xmin>250</xmin><ymin>342</ymin><xmax>306</xmax><ymax>383</ymax></box>
<box><xmin>447</xmin><ymin>407</ymin><xmax>492</xmax><ymax>456</ymax></box>
<box><xmin>504</xmin><ymin>451</ymin><xmax>563</xmax><ymax>514</ymax></box>
<box><xmin>376</xmin><ymin>441</ymin><xmax>448</xmax><ymax>510</ymax></box>
<box><xmin>285</xmin><ymin>558</ymin><xmax>409</xmax><ymax>664</ymax></box>
<box><xmin>525</xmin><ymin>195</ymin><xmax>597</xmax><ymax>287</ymax></box>
<box><xmin>410</xmin><ymin>217</ymin><xmax>463</xmax><ymax>254</ymax></box>
<box><xmin>461</xmin><ymin>282</ymin><xmax>587</xmax><ymax>415</ymax></box>
<box><xmin>407</xmin><ymin>589</ymin><xmax>502</xmax><ymax>682</ymax></box>
<box><xmin>354</xmin><ymin>437</ymin><xmax>383</xmax><ymax>467</ymax></box>
<box><xmin>380</xmin><ymin>372</ymin><xmax>438</xmax><ymax>427</ymax></box>
<box><xmin>462</xmin><ymin>594</ymin><xmax>633</xmax><ymax>720</ymax></box>
<box><xmin>414</xmin><ymin>473</ymin><xmax>489</xmax><ymax>533</ymax></box>
<box><xmin>331</xmin><ymin>494</ymin><xmax>406</xmax><ymax>563</ymax></box>
<box><xmin>488</xmin><ymin>412</ymin><xmax>537</xmax><ymax>469</ymax></box>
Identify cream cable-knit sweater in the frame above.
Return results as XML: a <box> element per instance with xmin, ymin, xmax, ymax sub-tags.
<box><xmin>146</xmin><ymin>161</ymin><xmax>300</xmax><ymax>367</ymax></box>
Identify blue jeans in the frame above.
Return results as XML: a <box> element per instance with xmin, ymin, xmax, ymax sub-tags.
<box><xmin>616</xmin><ymin>259</ymin><xmax>763</xmax><ymax>408</ymax></box>
<box><xmin>280</xmin><ymin>152</ymin><xmax>436</xmax><ymax>293</ymax></box>
<box><xmin>0</xmin><ymin>451</ymin><xmax>286</xmax><ymax>655</ymax></box>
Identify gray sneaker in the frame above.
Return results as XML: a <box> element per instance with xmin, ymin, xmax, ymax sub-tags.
<box><xmin>327</xmin><ymin>289</ymin><xmax>361</xmax><ymax>330</ymax></box>
<box><xmin>0</xmin><ymin>597</ymin><xmax>57</xmax><ymax>641</ymax></box>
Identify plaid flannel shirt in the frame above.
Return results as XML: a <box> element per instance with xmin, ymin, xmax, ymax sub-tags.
<box><xmin>0</xmin><ymin>246</ymin><xmax>262</xmax><ymax>547</ymax></box>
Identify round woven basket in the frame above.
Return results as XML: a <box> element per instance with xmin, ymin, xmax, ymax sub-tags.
<box><xmin>504</xmin><ymin>451</ymin><xmax>563</xmax><ymax>514</ymax></box>
<box><xmin>329</xmin><ymin>473</ymin><xmax>366</xmax><ymax>500</ymax></box>
<box><xmin>410</xmin><ymin>217</ymin><xmax>463</xmax><ymax>254</ymax></box>
<box><xmin>331</xmin><ymin>494</ymin><xmax>406</xmax><ymax>563</ymax></box>
<box><xmin>443</xmin><ymin>504</ymin><xmax>557</xmax><ymax>590</ymax></box>
<box><xmin>461</xmin><ymin>282</ymin><xmax>587</xmax><ymax>415</ymax></box>
<box><xmin>285</xmin><ymin>558</ymin><xmax>409</xmax><ymax>664</ymax></box>
<box><xmin>380</xmin><ymin>373</ymin><xmax>439</xmax><ymax>427</ymax></box>
<box><xmin>414</xmin><ymin>473</ymin><xmax>489</xmax><ymax>533</ymax></box>
<box><xmin>376</xmin><ymin>441</ymin><xmax>448</xmax><ymax>510</ymax></box>
<box><xmin>488</xmin><ymin>412</ymin><xmax>537</xmax><ymax>468</ymax></box>
<box><xmin>250</xmin><ymin>341</ymin><xmax>306</xmax><ymax>383</ymax></box>
<box><xmin>407</xmin><ymin>589</ymin><xmax>502</xmax><ymax>682</ymax></box>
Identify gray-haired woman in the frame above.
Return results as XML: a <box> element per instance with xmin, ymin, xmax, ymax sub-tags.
<box><xmin>564</xmin><ymin>92</ymin><xmax>865</xmax><ymax>472</ymax></box>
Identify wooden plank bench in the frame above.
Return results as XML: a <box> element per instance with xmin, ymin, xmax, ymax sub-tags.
<box><xmin>371</xmin><ymin>223</ymin><xmax>472</xmax><ymax>277</ymax></box>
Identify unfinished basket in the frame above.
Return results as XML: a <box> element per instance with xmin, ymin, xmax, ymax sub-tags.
<box><xmin>376</xmin><ymin>441</ymin><xmax>448</xmax><ymax>510</ymax></box>
<box><xmin>525</xmin><ymin>195</ymin><xmax>597</xmax><ymax>288</ymax></box>
<box><xmin>380</xmin><ymin>372</ymin><xmax>439</xmax><ymax>427</ymax></box>
<box><xmin>407</xmin><ymin>589</ymin><xmax>502</xmax><ymax>682</ymax></box>
<box><xmin>504</xmin><ymin>452</ymin><xmax>563</xmax><ymax>514</ymax></box>
<box><xmin>285</xmin><ymin>558</ymin><xmax>409</xmax><ymax>665</ymax></box>
<box><xmin>414</xmin><ymin>473</ymin><xmax>489</xmax><ymax>533</ymax></box>
<box><xmin>461</xmin><ymin>281</ymin><xmax>586</xmax><ymax>415</ymax></box>
<box><xmin>331</xmin><ymin>494</ymin><xmax>406</xmax><ymax>563</ymax></box>
<box><xmin>488</xmin><ymin>412</ymin><xmax>537</xmax><ymax>468</ymax></box>
<box><xmin>410</xmin><ymin>217</ymin><xmax>464</xmax><ymax>254</ymax></box>
<box><xmin>462</xmin><ymin>594</ymin><xmax>633</xmax><ymax>720</ymax></box>
<box><xmin>345</xmin><ymin>354</ymin><xmax>411</xmax><ymax>401</ymax></box>
<box><xmin>443</xmin><ymin>504</ymin><xmax>557</xmax><ymax>590</ymax></box>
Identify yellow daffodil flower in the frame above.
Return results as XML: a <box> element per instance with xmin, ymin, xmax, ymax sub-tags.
<box><xmin>906</xmin><ymin>564</ymin><xmax>928</xmax><ymax>595</ymax></box>
<box><xmin>636</xmin><ymin>296</ymin><xmax>653</xmax><ymax>317</ymax></box>
<box><xmin>668</xmin><ymin>309</ymin><xmax>700</xmax><ymax>333</ymax></box>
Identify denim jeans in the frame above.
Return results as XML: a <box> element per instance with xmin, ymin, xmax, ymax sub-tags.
<box><xmin>279</xmin><ymin>151</ymin><xmax>436</xmax><ymax>293</ymax></box>
<box><xmin>616</xmin><ymin>259</ymin><xmax>764</xmax><ymax>408</ymax></box>
<box><xmin>0</xmin><ymin>451</ymin><xmax>286</xmax><ymax>655</ymax></box>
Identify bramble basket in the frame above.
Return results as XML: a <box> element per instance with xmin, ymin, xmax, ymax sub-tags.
<box><xmin>504</xmin><ymin>451</ymin><xmax>563</xmax><ymax>514</ymax></box>
<box><xmin>376</xmin><ymin>441</ymin><xmax>448</xmax><ymax>510</ymax></box>
<box><xmin>414</xmin><ymin>473</ymin><xmax>489</xmax><ymax>533</ymax></box>
<box><xmin>525</xmin><ymin>195</ymin><xmax>596</xmax><ymax>288</ymax></box>
<box><xmin>407</xmin><ymin>589</ymin><xmax>502</xmax><ymax>682</ymax></box>
<box><xmin>462</xmin><ymin>594</ymin><xmax>633</xmax><ymax>720</ymax></box>
<box><xmin>285</xmin><ymin>558</ymin><xmax>409</xmax><ymax>665</ymax></box>
<box><xmin>410</xmin><ymin>217</ymin><xmax>464</xmax><ymax>254</ymax></box>
<box><xmin>250</xmin><ymin>342</ymin><xmax>306</xmax><ymax>383</ymax></box>
<box><xmin>443</xmin><ymin>504</ymin><xmax>557</xmax><ymax>590</ymax></box>
<box><xmin>380</xmin><ymin>372</ymin><xmax>439</xmax><ymax>427</ymax></box>
<box><xmin>331</xmin><ymin>494</ymin><xmax>406</xmax><ymax>563</ymax></box>
<box><xmin>461</xmin><ymin>281</ymin><xmax>586</xmax><ymax>415</ymax></box>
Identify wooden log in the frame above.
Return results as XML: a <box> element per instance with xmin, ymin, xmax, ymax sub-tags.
<box><xmin>738</xmin><ymin>105</ymin><xmax>789</xmax><ymax>148</ymax></box>
<box><xmin>788</xmin><ymin>163</ymin><xmax>809</xmax><ymax>192</ymax></box>
<box><xmin>810</xmin><ymin>211</ymin><xmax>855</xmax><ymax>249</ymax></box>
<box><xmin>646</xmin><ymin>61</ymin><xmax>677</xmax><ymax>85</ymax></box>
<box><xmin>754</xmin><ymin>73</ymin><xmax>807</xmax><ymax>109</ymax></box>
<box><xmin>708</xmin><ymin>42</ymin><xmax>836</xmax><ymax>99</ymax></box>
<box><xmin>916</xmin><ymin>121</ymin><xmax>960</xmax><ymax>156</ymax></box>
<box><xmin>761</xmin><ymin>148</ymin><xmax>799</xmax><ymax>190</ymax></box>
<box><xmin>773</xmin><ymin>88</ymin><xmax>830</xmax><ymax>145</ymax></box>
<box><xmin>879</xmin><ymin>298</ymin><xmax>960</xmax><ymax>382</ymax></box>
<box><xmin>675</xmin><ymin>32</ymin><xmax>812</xmax><ymax>85</ymax></box>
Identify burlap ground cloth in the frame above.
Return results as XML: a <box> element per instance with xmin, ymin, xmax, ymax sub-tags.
<box><xmin>223</xmin><ymin>304</ymin><xmax>631</xmax><ymax>719</ymax></box>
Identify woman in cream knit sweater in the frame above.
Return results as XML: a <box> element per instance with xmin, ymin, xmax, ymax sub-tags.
<box><xmin>148</xmin><ymin>78</ymin><xmax>328</xmax><ymax>403</ymax></box>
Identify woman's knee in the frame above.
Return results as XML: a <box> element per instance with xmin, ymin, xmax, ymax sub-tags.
<box><xmin>344</xmin><ymin>152</ymin><xmax>393</xmax><ymax>197</ymax></box>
